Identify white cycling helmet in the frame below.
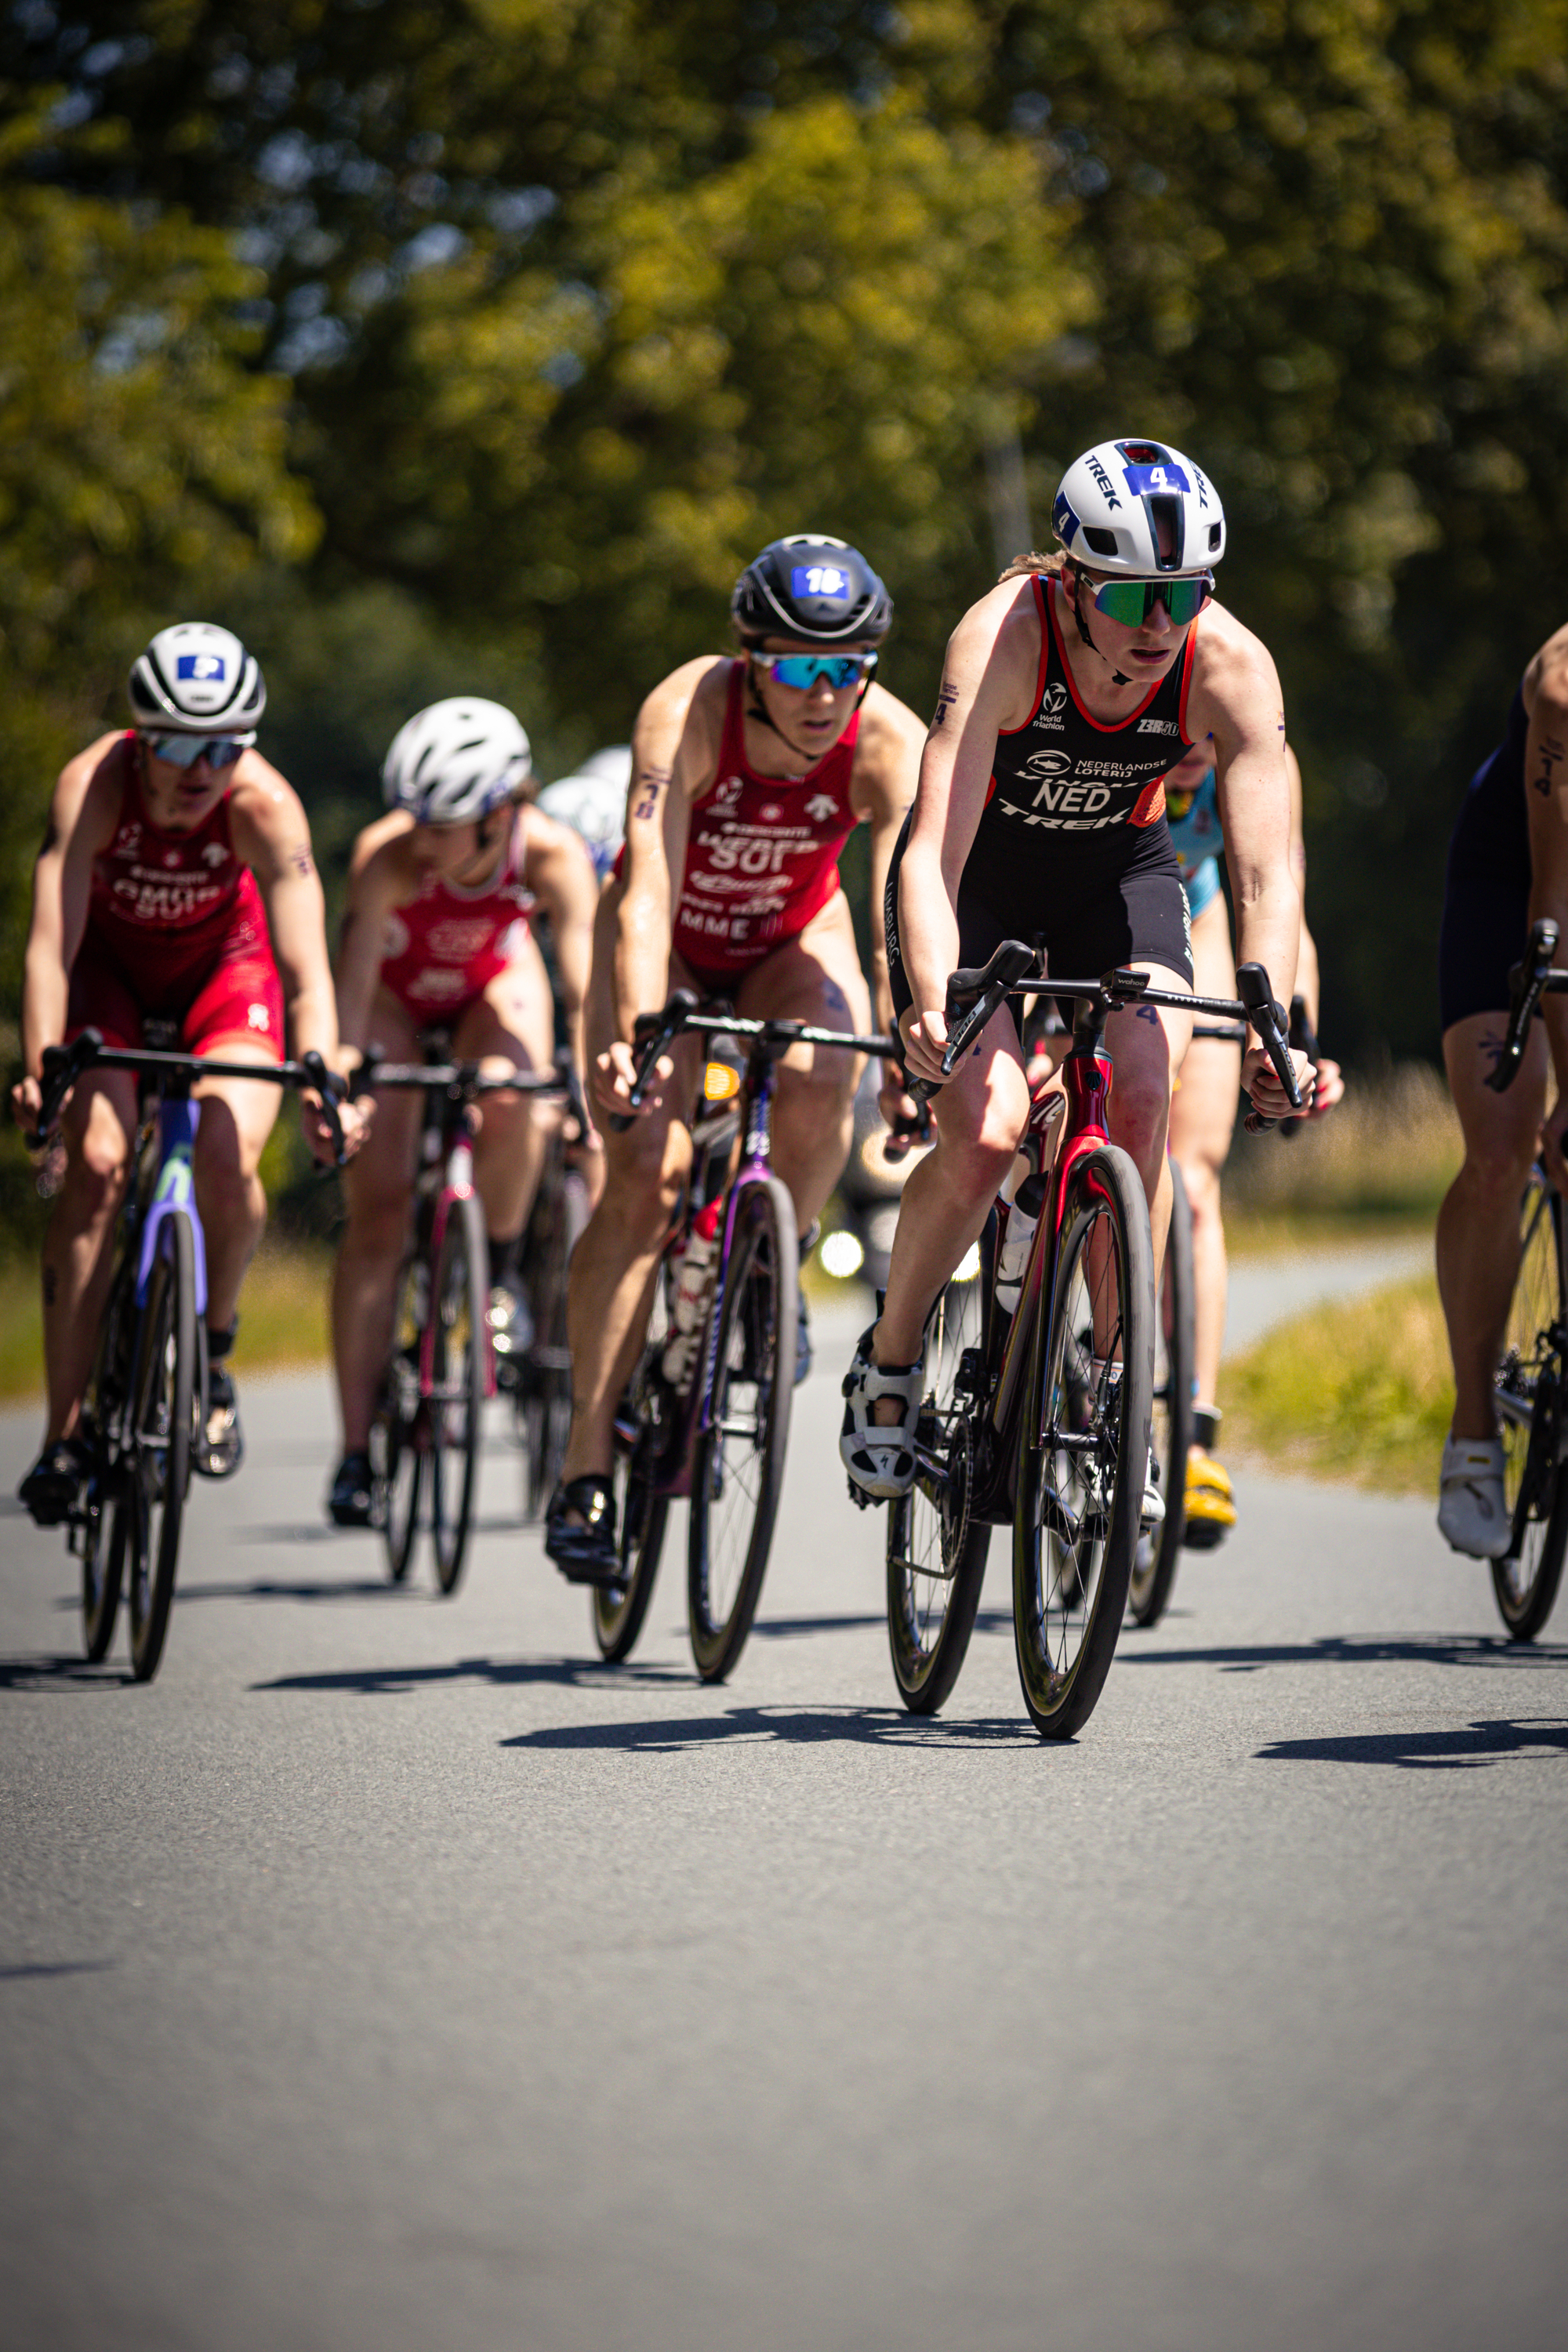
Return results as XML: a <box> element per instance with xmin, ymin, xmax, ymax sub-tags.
<box><xmin>128</xmin><ymin>622</ymin><xmax>266</xmax><ymax>733</ymax></box>
<box><xmin>382</xmin><ymin>698</ymin><xmax>532</xmax><ymax>825</ymax></box>
<box><xmin>535</xmin><ymin>746</ymin><xmax>631</xmax><ymax>883</ymax></box>
<box><xmin>1051</xmin><ymin>439</ymin><xmax>1226</xmax><ymax>575</ymax></box>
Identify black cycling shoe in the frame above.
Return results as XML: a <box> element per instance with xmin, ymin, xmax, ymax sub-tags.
<box><xmin>196</xmin><ymin>1359</ymin><xmax>244</xmax><ymax>1479</ymax></box>
<box><xmin>18</xmin><ymin>1437</ymin><xmax>91</xmax><ymax>1527</ymax></box>
<box><xmin>543</xmin><ymin>1474</ymin><xmax>624</xmax><ymax>1588</ymax></box>
<box><xmin>328</xmin><ymin>1450</ymin><xmax>377</xmax><ymax>1530</ymax></box>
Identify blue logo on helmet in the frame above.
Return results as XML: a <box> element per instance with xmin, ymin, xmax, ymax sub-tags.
<box><xmin>1122</xmin><ymin>463</ymin><xmax>1190</xmax><ymax>498</ymax></box>
<box><xmin>176</xmin><ymin>653</ymin><xmax>227</xmax><ymax>682</ymax></box>
<box><xmin>791</xmin><ymin>564</ymin><xmax>849</xmax><ymax>601</ymax></box>
<box><xmin>1052</xmin><ymin>492</ymin><xmax>1081</xmax><ymax>543</ymax></box>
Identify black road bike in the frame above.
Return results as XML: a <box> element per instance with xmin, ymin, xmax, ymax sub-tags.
<box><xmin>880</xmin><ymin>946</ymin><xmax>1299</xmax><ymax>1738</ymax></box>
<box><xmin>30</xmin><ymin>1026</ymin><xmax>345</xmax><ymax>1680</ymax></box>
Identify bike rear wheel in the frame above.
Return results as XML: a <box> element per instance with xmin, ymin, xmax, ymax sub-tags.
<box><xmin>125</xmin><ymin>1209</ymin><xmax>198</xmax><ymax>1682</ymax></box>
<box><xmin>593</xmin><ymin>1269</ymin><xmax>674</xmax><ymax>1664</ymax></box>
<box><xmin>1130</xmin><ymin>1156</ymin><xmax>1194</xmax><ymax>1626</ymax></box>
<box><xmin>80</xmin><ymin>1479</ymin><xmax>126</xmax><ymax>1664</ymax></box>
<box><xmin>430</xmin><ymin>1189</ymin><xmax>488</xmax><ymax>1595</ymax></box>
<box><xmin>373</xmin><ymin>1257</ymin><xmax>426</xmax><ymax>1582</ymax></box>
<box><xmin>687</xmin><ymin>1176</ymin><xmax>797</xmax><ymax>1682</ymax></box>
<box><xmin>518</xmin><ymin>1149</ymin><xmax>586</xmax><ymax>1523</ymax></box>
<box><xmin>887</xmin><ymin>1271</ymin><xmax>990</xmax><ymax>1713</ymax></box>
<box><xmin>1014</xmin><ymin>1145</ymin><xmax>1153</xmax><ymax>1739</ymax></box>
<box><xmin>1493</xmin><ymin>1167</ymin><xmax>1568</xmax><ymax>1640</ymax></box>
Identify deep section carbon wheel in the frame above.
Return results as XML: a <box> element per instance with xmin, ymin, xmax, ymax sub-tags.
<box><xmin>1130</xmin><ymin>1156</ymin><xmax>1194</xmax><ymax>1626</ymax></box>
<box><xmin>886</xmin><ymin>1272</ymin><xmax>989</xmax><ymax>1713</ymax></box>
<box><xmin>1492</xmin><ymin>1165</ymin><xmax>1568</xmax><ymax>1640</ymax></box>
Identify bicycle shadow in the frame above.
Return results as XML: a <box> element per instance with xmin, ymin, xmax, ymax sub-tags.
<box><xmin>172</xmin><ymin>1576</ymin><xmax>415</xmax><ymax>1604</ymax></box>
<box><xmin>1256</xmin><ymin>1717</ymin><xmax>1568</xmax><ymax>1769</ymax></box>
<box><xmin>1118</xmin><ymin>1632</ymin><xmax>1568</xmax><ymax>1675</ymax></box>
<box><xmin>0</xmin><ymin>1958</ymin><xmax>117</xmax><ymax>1982</ymax></box>
<box><xmin>503</xmin><ymin>1704</ymin><xmax>1037</xmax><ymax>1755</ymax></box>
<box><xmin>253</xmin><ymin>1652</ymin><xmax>692</xmax><ymax>1697</ymax></box>
<box><xmin>0</xmin><ymin>1654</ymin><xmax>136</xmax><ymax>1693</ymax></box>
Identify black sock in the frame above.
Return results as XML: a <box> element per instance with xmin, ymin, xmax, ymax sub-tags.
<box><xmin>488</xmin><ymin>1234</ymin><xmax>521</xmax><ymax>1291</ymax></box>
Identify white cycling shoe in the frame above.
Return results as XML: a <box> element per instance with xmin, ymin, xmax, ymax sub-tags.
<box><xmin>1437</xmin><ymin>1434</ymin><xmax>1512</xmax><ymax>1559</ymax></box>
<box><xmin>1141</xmin><ymin>1450</ymin><xmax>1166</xmax><ymax>1530</ymax></box>
<box><xmin>840</xmin><ymin>1325</ymin><xmax>926</xmax><ymax>1502</ymax></box>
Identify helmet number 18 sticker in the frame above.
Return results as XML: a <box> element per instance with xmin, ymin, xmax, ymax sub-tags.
<box><xmin>792</xmin><ymin>566</ymin><xmax>849</xmax><ymax>598</ymax></box>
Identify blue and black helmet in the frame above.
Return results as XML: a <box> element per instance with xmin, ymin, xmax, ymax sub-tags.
<box><xmin>731</xmin><ymin>535</ymin><xmax>892</xmax><ymax>647</ymax></box>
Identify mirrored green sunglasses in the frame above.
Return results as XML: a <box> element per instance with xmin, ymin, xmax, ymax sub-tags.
<box><xmin>1083</xmin><ymin>572</ymin><xmax>1214</xmax><ymax>627</ymax></box>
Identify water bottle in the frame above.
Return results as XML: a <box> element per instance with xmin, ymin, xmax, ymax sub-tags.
<box><xmin>662</xmin><ymin>1196</ymin><xmax>724</xmax><ymax>1384</ymax></box>
<box><xmin>994</xmin><ymin>1174</ymin><xmax>1047</xmax><ymax>1317</ymax></box>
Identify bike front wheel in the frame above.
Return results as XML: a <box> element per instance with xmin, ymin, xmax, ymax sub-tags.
<box><xmin>1493</xmin><ymin>1167</ymin><xmax>1568</xmax><ymax>1640</ymax></box>
<box><xmin>125</xmin><ymin>1207</ymin><xmax>198</xmax><ymax>1682</ymax></box>
<box><xmin>1014</xmin><ymin>1145</ymin><xmax>1153</xmax><ymax>1740</ymax></box>
<box><xmin>1130</xmin><ymin>1156</ymin><xmax>1194</xmax><ymax>1626</ymax></box>
<box><xmin>687</xmin><ymin>1176</ymin><xmax>797</xmax><ymax>1682</ymax></box>
<box><xmin>593</xmin><ymin>1267</ymin><xmax>674</xmax><ymax>1664</ymax></box>
<box><xmin>430</xmin><ymin>1189</ymin><xmax>488</xmax><ymax>1595</ymax></box>
<box><xmin>373</xmin><ymin>1257</ymin><xmax>426</xmax><ymax>1583</ymax></box>
<box><xmin>518</xmin><ymin>1150</ymin><xmax>586</xmax><ymax>1523</ymax></box>
<box><xmin>887</xmin><ymin>1269</ymin><xmax>990</xmax><ymax>1713</ymax></box>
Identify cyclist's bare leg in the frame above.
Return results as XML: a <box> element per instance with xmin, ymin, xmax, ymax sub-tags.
<box><xmin>456</xmin><ymin>932</ymin><xmax>555</xmax><ymax>1247</ymax></box>
<box><xmin>732</xmin><ymin>891</ymin><xmax>871</xmax><ymax>1237</ymax></box>
<box><xmin>1169</xmin><ymin>903</ymin><xmax>1240</xmax><ymax>1407</ymax></box>
<box><xmin>874</xmin><ymin>1000</ymin><xmax>1029</xmax><ymax>1377</ymax></box>
<box><xmin>558</xmin><ymin>897</ymin><xmax>701</xmax><ymax>1496</ymax></box>
<box><xmin>1102</xmin><ymin>965</ymin><xmax>1194</xmax><ymax>1276</ymax></box>
<box><xmin>1438</xmin><ymin>1011</ymin><xmax>1547</xmax><ymax>1441</ymax></box>
<box><xmin>39</xmin><ymin>1068</ymin><xmax>137</xmax><ymax>1442</ymax></box>
<box><xmin>191</xmin><ymin>1040</ymin><xmax>285</xmax><ymax>1334</ymax></box>
<box><xmin>332</xmin><ymin>989</ymin><xmax>423</xmax><ymax>1453</ymax></box>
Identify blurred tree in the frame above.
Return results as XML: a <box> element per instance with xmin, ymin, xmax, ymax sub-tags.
<box><xmin>0</xmin><ymin>96</ymin><xmax>314</xmax><ymax>1011</ymax></box>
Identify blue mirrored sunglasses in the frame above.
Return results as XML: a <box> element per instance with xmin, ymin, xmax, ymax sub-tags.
<box><xmin>143</xmin><ymin>731</ymin><xmax>253</xmax><ymax>771</ymax></box>
<box><xmin>762</xmin><ymin>652</ymin><xmax>877</xmax><ymax>691</ymax></box>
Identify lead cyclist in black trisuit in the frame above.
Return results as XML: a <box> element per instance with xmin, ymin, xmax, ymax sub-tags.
<box><xmin>841</xmin><ymin>438</ymin><xmax>1315</xmax><ymax>1512</ymax></box>
<box><xmin>1436</xmin><ymin>621</ymin><xmax>1568</xmax><ymax>1557</ymax></box>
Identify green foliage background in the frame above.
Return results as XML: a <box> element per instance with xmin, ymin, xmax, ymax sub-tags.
<box><xmin>3</xmin><ymin>0</ymin><xmax>1567</xmax><ymax>1087</ymax></box>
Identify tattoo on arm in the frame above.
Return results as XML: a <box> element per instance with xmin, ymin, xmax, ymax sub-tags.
<box><xmin>929</xmin><ymin>679</ymin><xmax>960</xmax><ymax>735</ymax></box>
<box><xmin>633</xmin><ymin>767</ymin><xmax>670</xmax><ymax>822</ymax></box>
<box><xmin>1532</xmin><ymin>732</ymin><xmax>1565</xmax><ymax>797</ymax></box>
<box><xmin>289</xmin><ymin>846</ymin><xmax>315</xmax><ymax>879</ymax></box>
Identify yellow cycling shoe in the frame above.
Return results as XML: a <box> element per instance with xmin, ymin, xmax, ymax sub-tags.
<box><xmin>1182</xmin><ymin>1446</ymin><xmax>1236</xmax><ymax>1551</ymax></box>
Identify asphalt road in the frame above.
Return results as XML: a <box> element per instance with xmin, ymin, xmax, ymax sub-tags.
<box><xmin>3</xmin><ymin>1294</ymin><xmax>1566</xmax><ymax>2352</ymax></box>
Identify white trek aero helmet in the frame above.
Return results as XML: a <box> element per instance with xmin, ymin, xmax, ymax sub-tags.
<box><xmin>1051</xmin><ymin>439</ymin><xmax>1226</xmax><ymax>575</ymax></box>
<box><xmin>535</xmin><ymin>745</ymin><xmax>631</xmax><ymax>882</ymax></box>
<box><xmin>128</xmin><ymin>622</ymin><xmax>266</xmax><ymax>733</ymax></box>
<box><xmin>382</xmin><ymin>698</ymin><xmax>532</xmax><ymax>825</ymax></box>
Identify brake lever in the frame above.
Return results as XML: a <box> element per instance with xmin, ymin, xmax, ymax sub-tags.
<box><xmin>1486</xmin><ymin>919</ymin><xmax>1559</xmax><ymax>1095</ymax></box>
<box><xmin>301</xmin><ymin>1050</ymin><xmax>348</xmax><ymax>1168</ymax></box>
<box><xmin>1236</xmin><ymin>963</ymin><xmax>1302</xmax><ymax>1134</ymax></box>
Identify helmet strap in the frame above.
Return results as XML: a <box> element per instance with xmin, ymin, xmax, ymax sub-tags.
<box><xmin>1063</xmin><ymin>568</ymin><xmax>1133</xmax><ymax>688</ymax></box>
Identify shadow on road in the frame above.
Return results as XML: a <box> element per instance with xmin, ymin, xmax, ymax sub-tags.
<box><xmin>1120</xmin><ymin>1632</ymin><xmax>1568</xmax><ymax>1674</ymax></box>
<box><xmin>0</xmin><ymin>1654</ymin><xmax>135</xmax><ymax>1693</ymax></box>
<box><xmin>503</xmin><ymin>1704</ymin><xmax>1037</xmax><ymax>1753</ymax></box>
<box><xmin>0</xmin><ymin>1959</ymin><xmax>116</xmax><ymax>1982</ymax></box>
<box><xmin>254</xmin><ymin>1653</ymin><xmax>691</xmax><ymax>1697</ymax></box>
<box><xmin>1257</xmin><ymin>1717</ymin><xmax>1568</xmax><ymax>1769</ymax></box>
<box><xmin>173</xmin><ymin>1576</ymin><xmax>416</xmax><ymax>1604</ymax></box>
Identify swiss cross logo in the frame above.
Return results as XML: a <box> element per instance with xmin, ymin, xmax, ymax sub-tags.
<box><xmin>164</xmin><ymin>851</ymin><xmax>182</xmax><ymax>869</ymax></box>
<box><xmin>760</xmin><ymin>804</ymin><xmax>782</xmax><ymax>822</ymax></box>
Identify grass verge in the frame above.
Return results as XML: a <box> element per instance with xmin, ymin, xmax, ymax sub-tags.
<box><xmin>0</xmin><ymin>1238</ymin><xmax>334</xmax><ymax>1405</ymax></box>
<box><xmin>1224</xmin><ymin>1269</ymin><xmax>1452</xmax><ymax>1497</ymax></box>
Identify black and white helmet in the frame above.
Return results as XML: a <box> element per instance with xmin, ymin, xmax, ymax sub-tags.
<box><xmin>1051</xmin><ymin>440</ymin><xmax>1226</xmax><ymax>575</ymax></box>
<box><xmin>128</xmin><ymin>622</ymin><xmax>266</xmax><ymax>733</ymax></box>
<box><xmin>381</xmin><ymin>698</ymin><xmax>532</xmax><ymax>826</ymax></box>
<box><xmin>731</xmin><ymin>535</ymin><xmax>892</xmax><ymax>646</ymax></box>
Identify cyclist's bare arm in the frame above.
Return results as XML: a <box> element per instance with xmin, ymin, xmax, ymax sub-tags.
<box><xmin>333</xmin><ymin>822</ymin><xmax>414</xmax><ymax>1061</ymax></box>
<box><xmin>13</xmin><ymin>734</ymin><xmax>123</xmax><ymax>1127</ymax></box>
<box><xmin>848</xmin><ymin>684</ymin><xmax>924</xmax><ymax>1036</ymax></box>
<box><xmin>1286</xmin><ymin>743</ymin><xmax>1344</xmax><ymax>1116</ymax></box>
<box><xmin>522</xmin><ymin>804</ymin><xmax>600</xmax><ymax>1090</ymax></box>
<box><xmin>232</xmin><ymin>766</ymin><xmax>364</xmax><ymax>1159</ymax></box>
<box><xmin>602</xmin><ymin>656</ymin><xmax>726</xmax><ymax>1111</ymax></box>
<box><xmin>898</xmin><ymin>585</ymin><xmax>1038</xmax><ymax>1085</ymax></box>
<box><xmin>1522</xmin><ymin>626</ymin><xmax>1568</xmax><ymax>1117</ymax></box>
<box><xmin>1191</xmin><ymin>615</ymin><xmax>1306</xmax><ymax>1112</ymax></box>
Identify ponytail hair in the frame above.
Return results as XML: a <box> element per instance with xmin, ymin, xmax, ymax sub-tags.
<box><xmin>997</xmin><ymin>549</ymin><xmax>1065</xmax><ymax>585</ymax></box>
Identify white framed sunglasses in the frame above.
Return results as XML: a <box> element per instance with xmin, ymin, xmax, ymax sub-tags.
<box><xmin>142</xmin><ymin>731</ymin><xmax>255</xmax><ymax>771</ymax></box>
